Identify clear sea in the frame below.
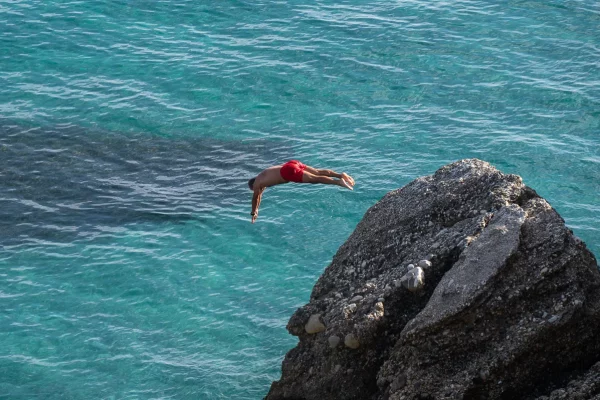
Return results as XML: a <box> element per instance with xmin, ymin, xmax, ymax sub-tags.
<box><xmin>1</xmin><ymin>0</ymin><xmax>599</xmax><ymax>398</ymax></box>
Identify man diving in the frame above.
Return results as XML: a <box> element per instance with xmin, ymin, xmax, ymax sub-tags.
<box><xmin>248</xmin><ymin>160</ymin><xmax>355</xmax><ymax>223</ymax></box>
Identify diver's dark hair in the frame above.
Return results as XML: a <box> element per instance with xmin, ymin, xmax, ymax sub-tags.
<box><xmin>248</xmin><ymin>178</ymin><xmax>256</xmax><ymax>190</ymax></box>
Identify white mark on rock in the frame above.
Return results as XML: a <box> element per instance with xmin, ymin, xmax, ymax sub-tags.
<box><xmin>305</xmin><ymin>314</ymin><xmax>326</xmax><ymax>334</ymax></box>
<box><xmin>344</xmin><ymin>334</ymin><xmax>360</xmax><ymax>349</ymax></box>
<box><xmin>401</xmin><ymin>267</ymin><xmax>425</xmax><ymax>292</ymax></box>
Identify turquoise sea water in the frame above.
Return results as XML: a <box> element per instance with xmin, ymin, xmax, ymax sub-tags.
<box><xmin>1</xmin><ymin>0</ymin><xmax>599</xmax><ymax>398</ymax></box>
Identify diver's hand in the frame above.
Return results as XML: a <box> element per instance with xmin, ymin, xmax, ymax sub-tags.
<box><xmin>251</xmin><ymin>212</ymin><xmax>258</xmax><ymax>223</ymax></box>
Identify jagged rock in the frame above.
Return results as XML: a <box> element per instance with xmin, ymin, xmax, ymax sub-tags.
<box><xmin>536</xmin><ymin>361</ymin><xmax>600</xmax><ymax>400</ymax></box>
<box><xmin>390</xmin><ymin>375</ymin><xmax>406</xmax><ymax>391</ymax></box>
<box><xmin>266</xmin><ymin>159</ymin><xmax>600</xmax><ymax>400</ymax></box>
<box><xmin>343</xmin><ymin>303</ymin><xmax>357</xmax><ymax>315</ymax></box>
<box><xmin>304</xmin><ymin>314</ymin><xmax>325</xmax><ymax>334</ymax></box>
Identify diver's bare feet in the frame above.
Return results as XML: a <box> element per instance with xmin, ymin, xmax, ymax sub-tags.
<box><xmin>341</xmin><ymin>172</ymin><xmax>355</xmax><ymax>186</ymax></box>
<box><xmin>338</xmin><ymin>178</ymin><xmax>353</xmax><ymax>190</ymax></box>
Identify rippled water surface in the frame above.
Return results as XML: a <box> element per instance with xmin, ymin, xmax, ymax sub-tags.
<box><xmin>1</xmin><ymin>0</ymin><xmax>599</xmax><ymax>398</ymax></box>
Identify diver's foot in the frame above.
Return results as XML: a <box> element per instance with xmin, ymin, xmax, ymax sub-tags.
<box><xmin>341</xmin><ymin>173</ymin><xmax>355</xmax><ymax>186</ymax></box>
<box><xmin>339</xmin><ymin>178</ymin><xmax>353</xmax><ymax>190</ymax></box>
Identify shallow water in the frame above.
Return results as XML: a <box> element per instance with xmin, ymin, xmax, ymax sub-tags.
<box><xmin>1</xmin><ymin>0</ymin><xmax>599</xmax><ymax>398</ymax></box>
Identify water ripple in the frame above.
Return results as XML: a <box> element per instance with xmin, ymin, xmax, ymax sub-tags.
<box><xmin>1</xmin><ymin>0</ymin><xmax>599</xmax><ymax>398</ymax></box>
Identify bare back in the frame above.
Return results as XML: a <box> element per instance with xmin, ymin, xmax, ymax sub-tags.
<box><xmin>253</xmin><ymin>165</ymin><xmax>287</xmax><ymax>189</ymax></box>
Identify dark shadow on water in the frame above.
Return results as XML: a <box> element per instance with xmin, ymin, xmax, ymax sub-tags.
<box><xmin>0</xmin><ymin>119</ymin><xmax>288</xmax><ymax>245</ymax></box>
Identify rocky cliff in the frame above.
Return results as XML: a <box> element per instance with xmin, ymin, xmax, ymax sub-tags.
<box><xmin>266</xmin><ymin>159</ymin><xmax>600</xmax><ymax>400</ymax></box>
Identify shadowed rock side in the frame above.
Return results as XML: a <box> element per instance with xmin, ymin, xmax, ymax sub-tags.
<box><xmin>265</xmin><ymin>159</ymin><xmax>600</xmax><ymax>400</ymax></box>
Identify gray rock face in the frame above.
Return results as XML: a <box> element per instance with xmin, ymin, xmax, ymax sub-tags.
<box><xmin>328</xmin><ymin>335</ymin><xmax>340</xmax><ymax>349</ymax></box>
<box><xmin>265</xmin><ymin>159</ymin><xmax>600</xmax><ymax>400</ymax></box>
<box><xmin>536</xmin><ymin>361</ymin><xmax>600</xmax><ymax>400</ymax></box>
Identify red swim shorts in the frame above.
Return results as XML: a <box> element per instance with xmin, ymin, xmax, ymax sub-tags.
<box><xmin>280</xmin><ymin>160</ymin><xmax>306</xmax><ymax>183</ymax></box>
